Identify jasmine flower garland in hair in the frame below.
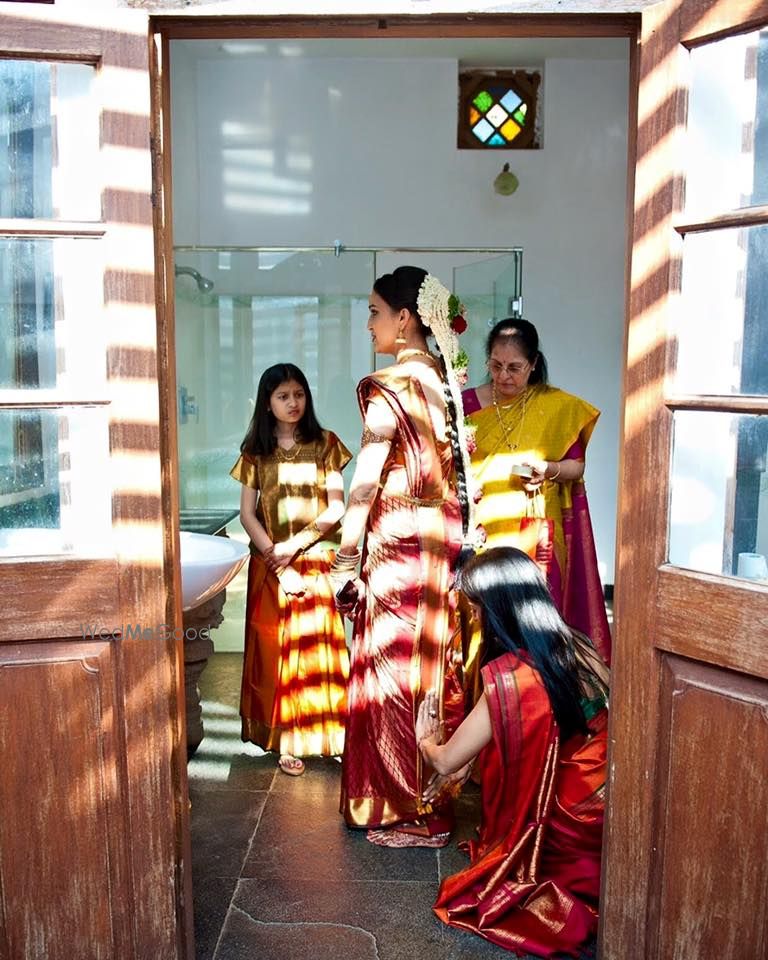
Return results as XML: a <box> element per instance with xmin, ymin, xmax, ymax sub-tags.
<box><xmin>463</xmin><ymin>415</ymin><xmax>477</xmax><ymax>454</ymax></box>
<box><xmin>448</xmin><ymin>294</ymin><xmax>468</xmax><ymax>335</ymax></box>
<box><xmin>417</xmin><ymin>274</ymin><xmax>458</xmax><ymax>364</ymax></box>
<box><xmin>417</xmin><ymin>273</ymin><xmax>480</xmax><ymax>547</ymax></box>
<box><xmin>454</xmin><ymin>348</ymin><xmax>469</xmax><ymax>387</ymax></box>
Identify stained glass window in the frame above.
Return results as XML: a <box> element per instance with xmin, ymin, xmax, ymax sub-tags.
<box><xmin>458</xmin><ymin>70</ymin><xmax>540</xmax><ymax>150</ymax></box>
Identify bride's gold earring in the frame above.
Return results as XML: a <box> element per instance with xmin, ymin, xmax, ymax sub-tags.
<box><xmin>395</xmin><ymin>328</ymin><xmax>407</xmax><ymax>345</ymax></box>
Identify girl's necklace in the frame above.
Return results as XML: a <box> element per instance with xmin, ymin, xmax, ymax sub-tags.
<box><xmin>275</xmin><ymin>435</ymin><xmax>302</xmax><ymax>461</ymax></box>
<box><xmin>492</xmin><ymin>385</ymin><xmax>530</xmax><ymax>451</ymax></box>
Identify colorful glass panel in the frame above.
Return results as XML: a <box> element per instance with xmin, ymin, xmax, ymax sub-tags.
<box><xmin>461</xmin><ymin>72</ymin><xmax>537</xmax><ymax>149</ymax></box>
<box><xmin>500</xmin><ymin>118</ymin><xmax>521</xmax><ymax>141</ymax></box>
<box><xmin>500</xmin><ymin>90</ymin><xmax>522</xmax><ymax>114</ymax></box>
<box><xmin>486</xmin><ymin>104</ymin><xmax>508</xmax><ymax>128</ymax></box>
<box><xmin>472</xmin><ymin>90</ymin><xmax>493</xmax><ymax>113</ymax></box>
<box><xmin>472</xmin><ymin>118</ymin><xmax>494</xmax><ymax>142</ymax></box>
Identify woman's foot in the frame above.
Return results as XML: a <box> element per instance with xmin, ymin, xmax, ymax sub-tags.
<box><xmin>278</xmin><ymin>754</ymin><xmax>305</xmax><ymax>777</ymax></box>
<box><xmin>366</xmin><ymin>828</ymin><xmax>450</xmax><ymax>848</ymax></box>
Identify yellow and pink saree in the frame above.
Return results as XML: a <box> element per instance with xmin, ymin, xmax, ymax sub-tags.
<box><xmin>462</xmin><ymin>384</ymin><xmax>611</xmax><ymax>665</ymax></box>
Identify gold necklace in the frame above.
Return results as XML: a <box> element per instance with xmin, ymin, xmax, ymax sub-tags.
<box><xmin>492</xmin><ymin>385</ymin><xmax>530</xmax><ymax>451</ymax></box>
<box><xmin>397</xmin><ymin>348</ymin><xmax>434</xmax><ymax>363</ymax></box>
<box><xmin>275</xmin><ymin>437</ymin><xmax>302</xmax><ymax>461</ymax></box>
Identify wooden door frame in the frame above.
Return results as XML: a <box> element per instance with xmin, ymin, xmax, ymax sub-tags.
<box><xmin>0</xmin><ymin>4</ymin><xmax>194</xmax><ymax>957</ymax></box>
<box><xmin>600</xmin><ymin>4</ymin><xmax>768</xmax><ymax>959</ymax></box>
<box><xmin>149</xmin><ymin>7</ymin><xmax>640</xmax><ymax>956</ymax></box>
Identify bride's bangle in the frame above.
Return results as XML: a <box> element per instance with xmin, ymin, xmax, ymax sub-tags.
<box><xmin>547</xmin><ymin>462</ymin><xmax>562</xmax><ymax>481</ymax></box>
<box><xmin>331</xmin><ymin>547</ymin><xmax>361</xmax><ymax>574</ymax></box>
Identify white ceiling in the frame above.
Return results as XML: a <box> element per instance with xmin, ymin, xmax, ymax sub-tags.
<box><xmin>176</xmin><ymin>36</ymin><xmax>630</xmax><ymax>66</ymax></box>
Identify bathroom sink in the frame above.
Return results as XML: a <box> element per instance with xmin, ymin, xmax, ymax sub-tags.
<box><xmin>179</xmin><ymin>531</ymin><xmax>250</xmax><ymax>611</ymax></box>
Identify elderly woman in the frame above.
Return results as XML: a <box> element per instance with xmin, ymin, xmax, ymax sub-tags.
<box><xmin>417</xmin><ymin>547</ymin><xmax>609</xmax><ymax>958</ymax></box>
<box><xmin>462</xmin><ymin>318</ymin><xmax>611</xmax><ymax>666</ymax></box>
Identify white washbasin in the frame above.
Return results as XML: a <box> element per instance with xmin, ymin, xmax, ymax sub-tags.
<box><xmin>179</xmin><ymin>531</ymin><xmax>250</xmax><ymax>611</ymax></box>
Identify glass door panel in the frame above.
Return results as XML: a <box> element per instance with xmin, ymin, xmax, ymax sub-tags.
<box><xmin>0</xmin><ymin>59</ymin><xmax>100</xmax><ymax>220</ymax></box>
<box><xmin>0</xmin><ymin>237</ymin><xmax>106</xmax><ymax>391</ymax></box>
<box><xmin>174</xmin><ymin>248</ymin><xmax>375</xmax><ymax>509</ymax></box>
<box><xmin>0</xmin><ymin>406</ymin><xmax>111</xmax><ymax>556</ymax></box>
<box><xmin>453</xmin><ymin>252</ymin><xmax>522</xmax><ymax>389</ymax></box>
<box><xmin>0</xmin><ymin>59</ymin><xmax>107</xmax><ymax>558</ymax></box>
<box><xmin>673</xmin><ymin>225</ymin><xmax>768</xmax><ymax>396</ymax></box>
<box><xmin>685</xmin><ymin>28</ymin><xmax>768</xmax><ymax>221</ymax></box>
<box><xmin>668</xmin><ymin>410</ymin><xmax>768</xmax><ymax>579</ymax></box>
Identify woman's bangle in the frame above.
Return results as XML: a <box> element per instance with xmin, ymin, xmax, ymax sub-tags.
<box><xmin>547</xmin><ymin>462</ymin><xmax>562</xmax><ymax>481</ymax></box>
<box><xmin>331</xmin><ymin>547</ymin><xmax>361</xmax><ymax>574</ymax></box>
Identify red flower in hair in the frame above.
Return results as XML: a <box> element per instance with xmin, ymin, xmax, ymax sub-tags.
<box><xmin>451</xmin><ymin>315</ymin><xmax>467</xmax><ymax>334</ymax></box>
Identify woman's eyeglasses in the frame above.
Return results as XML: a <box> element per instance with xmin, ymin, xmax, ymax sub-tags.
<box><xmin>489</xmin><ymin>360</ymin><xmax>531</xmax><ymax>376</ymax></box>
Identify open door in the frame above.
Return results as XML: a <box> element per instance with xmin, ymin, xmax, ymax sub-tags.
<box><xmin>602</xmin><ymin>2</ymin><xmax>768</xmax><ymax>958</ymax></box>
<box><xmin>0</xmin><ymin>5</ymin><xmax>191</xmax><ymax>958</ymax></box>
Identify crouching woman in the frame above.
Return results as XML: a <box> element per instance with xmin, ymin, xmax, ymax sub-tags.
<box><xmin>417</xmin><ymin>546</ymin><xmax>609</xmax><ymax>958</ymax></box>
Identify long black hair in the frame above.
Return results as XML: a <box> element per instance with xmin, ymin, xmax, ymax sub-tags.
<box><xmin>457</xmin><ymin>546</ymin><xmax>608</xmax><ymax>740</ymax></box>
<box><xmin>486</xmin><ymin>317</ymin><xmax>549</xmax><ymax>385</ymax></box>
<box><xmin>373</xmin><ymin>265</ymin><xmax>471</xmax><ymax>540</ymax></box>
<box><xmin>240</xmin><ymin>363</ymin><xmax>324</xmax><ymax>456</ymax></box>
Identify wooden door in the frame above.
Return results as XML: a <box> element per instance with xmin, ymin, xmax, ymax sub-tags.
<box><xmin>602</xmin><ymin>2</ymin><xmax>768</xmax><ymax>958</ymax></box>
<box><xmin>0</xmin><ymin>5</ymin><xmax>191</xmax><ymax>959</ymax></box>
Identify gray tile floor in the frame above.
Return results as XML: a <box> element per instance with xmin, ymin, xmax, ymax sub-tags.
<box><xmin>189</xmin><ymin>653</ymin><xmax>597</xmax><ymax>960</ymax></box>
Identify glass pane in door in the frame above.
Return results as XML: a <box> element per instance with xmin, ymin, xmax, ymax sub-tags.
<box><xmin>673</xmin><ymin>225</ymin><xmax>768</xmax><ymax>397</ymax></box>
<box><xmin>0</xmin><ymin>60</ymin><xmax>99</xmax><ymax>220</ymax></box>
<box><xmin>685</xmin><ymin>28</ymin><xmax>768</xmax><ymax>220</ymax></box>
<box><xmin>0</xmin><ymin>406</ymin><xmax>112</xmax><ymax>557</ymax></box>
<box><xmin>0</xmin><ymin>237</ymin><xmax>106</xmax><ymax>391</ymax></box>
<box><xmin>668</xmin><ymin>410</ymin><xmax>768</xmax><ymax>580</ymax></box>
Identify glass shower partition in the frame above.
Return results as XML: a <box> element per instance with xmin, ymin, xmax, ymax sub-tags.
<box><xmin>453</xmin><ymin>253</ymin><xmax>524</xmax><ymax>389</ymax></box>
<box><xmin>173</xmin><ymin>248</ymin><xmax>375</xmax><ymax>511</ymax></box>
<box><xmin>173</xmin><ymin>244</ymin><xmax>522</xmax><ymax>652</ymax></box>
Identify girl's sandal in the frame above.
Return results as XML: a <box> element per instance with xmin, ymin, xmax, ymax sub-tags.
<box><xmin>278</xmin><ymin>755</ymin><xmax>305</xmax><ymax>777</ymax></box>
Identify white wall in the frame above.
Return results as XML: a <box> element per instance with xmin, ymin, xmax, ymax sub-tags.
<box><xmin>171</xmin><ymin>43</ymin><xmax>628</xmax><ymax>583</ymax></box>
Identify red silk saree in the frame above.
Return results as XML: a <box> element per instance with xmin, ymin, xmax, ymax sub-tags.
<box><xmin>435</xmin><ymin>652</ymin><xmax>607</xmax><ymax>957</ymax></box>
<box><xmin>340</xmin><ymin>359</ymin><xmax>464</xmax><ymax>831</ymax></box>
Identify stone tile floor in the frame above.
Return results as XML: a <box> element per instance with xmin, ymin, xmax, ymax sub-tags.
<box><xmin>189</xmin><ymin>653</ymin><xmax>598</xmax><ymax>960</ymax></box>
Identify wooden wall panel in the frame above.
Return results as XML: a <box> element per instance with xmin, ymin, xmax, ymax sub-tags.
<box><xmin>0</xmin><ymin>640</ymin><xmax>132</xmax><ymax>960</ymax></box>
<box><xmin>649</xmin><ymin>656</ymin><xmax>768</xmax><ymax>960</ymax></box>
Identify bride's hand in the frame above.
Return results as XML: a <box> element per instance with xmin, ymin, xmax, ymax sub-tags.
<box><xmin>333</xmin><ymin>577</ymin><xmax>363</xmax><ymax>620</ymax></box>
<box><xmin>416</xmin><ymin>690</ymin><xmax>441</xmax><ymax>746</ymax></box>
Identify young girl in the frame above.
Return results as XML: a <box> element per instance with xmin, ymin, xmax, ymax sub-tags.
<box><xmin>230</xmin><ymin>363</ymin><xmax>353</xmax><ymax>776</ymax></box>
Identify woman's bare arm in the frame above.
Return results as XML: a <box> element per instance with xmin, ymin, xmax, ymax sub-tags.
<box><xmin>238</xmin><ymin>484</ymin><xmax>272</xmax><ymax>554</ymax></box>
<box><xmin>523</xmin><ymin>457</ymin><xmax>585</xmax><ymax>490</ymax></box>
<box><xmin>338</xmin><ymin>398</ymin><xmax>396</xmax><ymax>552</ymax></box>
<box><xmin>417</xmin><ymin>692</ymin><xmax>493</xmax><ymax>776</ymax></box>
<box><xmin>239</xmin><ymin>483</ymin><xmax>305</xmax><ymax>594</ymax></box>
